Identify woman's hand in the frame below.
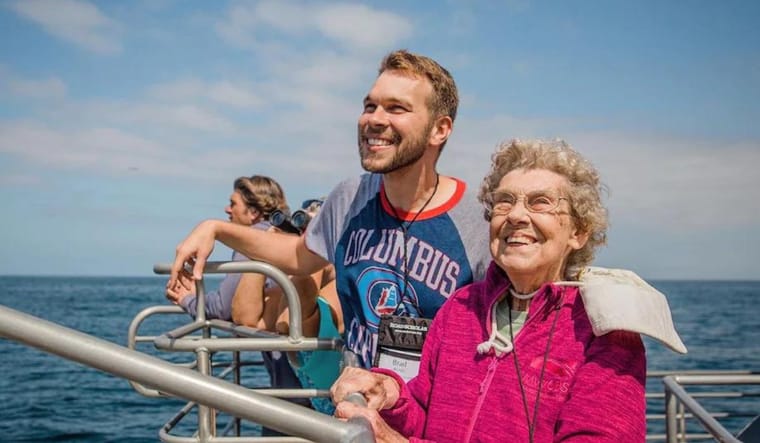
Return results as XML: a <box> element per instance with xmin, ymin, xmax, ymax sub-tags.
<box><xmin>165</xmin><ymin>269</ymin><xmax>195</xmax><ymax>304</ymax></box>
<box><xmin>335</xmin><ymin>401</ymin><xmax>408</xmax><ymax>443</ymax></box>
<box><xmin>330</xmin><ymin>367</ymin><xmax>400</xmax><ymax>411</ymax></box>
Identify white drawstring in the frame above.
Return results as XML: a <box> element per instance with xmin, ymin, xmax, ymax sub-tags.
<box><xmin>477</xmin><ymin>300</ymin><xmax>514</xmax><ymax>356</ymax></box>
<box><xmin>476</xmin><ymin>330</ymin><xmax>514</xmax><ymax>355</ymax></box>
<box><xmin>477</xmin><ymin>287</ymin><xmax>539</xmax><ymax>356</ymax></box>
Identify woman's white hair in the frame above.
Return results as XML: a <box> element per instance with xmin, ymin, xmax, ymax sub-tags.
<box><xmin>477</xmin><ymin>138</ymin><xmax>608</xmax><ymax>280</ymax></box>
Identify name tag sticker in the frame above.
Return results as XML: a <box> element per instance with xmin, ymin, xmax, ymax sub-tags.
<box><xmin>375</xmin><ymin>348</ymin><xmax>421</xmax><ymax>382</ymax></box>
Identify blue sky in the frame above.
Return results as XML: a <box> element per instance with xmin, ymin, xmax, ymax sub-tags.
<box><xmin>1</xmin><ymin>0</ymin><xmax>758</xmax><ymax>279</ymax></box>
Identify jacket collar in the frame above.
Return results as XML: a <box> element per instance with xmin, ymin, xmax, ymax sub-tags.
<box><xmin>482</xmin><ymin>261</ymin><xmax>569</xmax><ymax>316</ymax></box>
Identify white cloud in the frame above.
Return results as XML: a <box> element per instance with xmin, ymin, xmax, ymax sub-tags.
<box><xmin>148</xmin><ymin>78</ymin><xmax>264</xmax><ymax>108</ymax></box>
<box><xmin>283</xmin><ymin>50</ymin><xmax>370</xmax><ymax>89</ymax></box>
<box><xmin>0</xmin><ymin>66</ymin><xmax>67</xmax><ymax>100</ymax></box>
<box><xmin>313</xmin><ymin>3</ymin><xmax>413</xmax><ymax>50</ymax></box>
<box><xmin>61</xmin><ymin>100</ymin><xmax>238</xmax><ymax>134</ymax></box>
<box><xmin>157</xmin><ymin>104</ymin><xmax>237</xmax><ymax>132</ymax></box>
<box><xmin>0</xmin><ymin>122</ymin><xmax>180</xmax><ymax>175</ymax></box>
<box><xmin>8</xmin><ymin>0</ymin><xmax>121</xmax><ymax>54</ymax></box>
<box><xmin>253</xmin><ymin>0</ymin><xmax>308</xmax><ymax>33</ymax></box>
<box><xmin>443</xmin><ymin>115</ymin><xmax>760</xmax><ymax>231</ymax></box>
<box><xmin>216</xmin><ymin>1</ymin><xmax>412</xmax><ymax>51</ymax></box>
<box><xmin>573</xmin><ymin>133</ymin><xmax>760</xmax><ymax>229</ymax></box>
<box><xmin>214</xmin><ymin>3</ymin><xmax>256</xmax><ymax>47</ymax></box>
<box><xmin>7</xmin><ymin>76</ymin><xmax>67</xmax><ymax>99</ymax></box>
<box><xmin>208</xmin><ymin>81</ymin><xmax>264</xmax><ymax>108</ymax></box>
<box><xmin>0</xmin><ymin>173</ymin><xmax>41</xmax><ymax>186</ymax></box>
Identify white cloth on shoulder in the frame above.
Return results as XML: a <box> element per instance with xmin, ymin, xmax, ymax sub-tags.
<box><xmin>560</xmin><ymin>267</ymin><xmax>687</xmax><ymax>354</ymax></box>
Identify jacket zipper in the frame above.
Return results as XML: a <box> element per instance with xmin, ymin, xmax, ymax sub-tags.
<box><xmin>461</xmin><ymin>286</ymin><xmax>557</xmax><ymax>441</ymax></box>
<box><xmin>463</xmin><ymin>356</ymin><xmax>499</xmax><ymax>442</ymax></box>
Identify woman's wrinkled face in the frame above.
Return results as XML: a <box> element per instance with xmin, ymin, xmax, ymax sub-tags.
<box><xmin>489</xmin><ymin>168</ymin><xmax>588</xmax><ymax>288</ymax></box>
<box><xmin>224</xmin><ymin>190</ymin><xmax>258</xmax><ymax>226</ymax></box>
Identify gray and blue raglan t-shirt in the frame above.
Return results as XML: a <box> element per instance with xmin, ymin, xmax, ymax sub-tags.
<box><xmin>305</xmin><ymin>173</ymin><xmax>490</xmax><ymax>367</ymax></box>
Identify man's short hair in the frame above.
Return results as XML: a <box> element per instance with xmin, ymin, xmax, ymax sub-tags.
<box><xmin>379</xmin><ymin>49</ymin><xmax>459</xmax><ymax>123</ymax></box>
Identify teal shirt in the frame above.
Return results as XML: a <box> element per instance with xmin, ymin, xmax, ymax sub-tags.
<box><xmin>294</xmin><ymin>297</ymin><xmax>342</xmax><ymax>414</ymax></box>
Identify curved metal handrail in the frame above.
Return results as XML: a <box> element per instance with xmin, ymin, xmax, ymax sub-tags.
<box><xmin>153</xmin><ymin>261</ymin><xmax>305</xmax><ymax>340</ymax></box>
<box><xmin>0</xmin><ymin>304</ymin><xmax>373</xmax><ymax>443</ymax></box>
<box><xmin>127</xmin><ymin>304</ymin><xmax>193</xmax><ymax>397</ymax></box>
<box><xmin>129</xmin><ymin>260</ymin><xmax>329</xmax><ymax>397</ymax></box>
<box><xmin>662</xmin><ymin>373</ymin><xmax>760</xmax><ymax>443</ymax></box>
<box><xmin>138</xmin><ymin>260</ymin><xmax>349</xmax><ymax>441</ymax></box>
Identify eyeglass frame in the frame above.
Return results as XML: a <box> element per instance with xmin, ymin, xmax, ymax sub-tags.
<box><xmin>485</xmin><ymin>190</ymin><xmax>570</xmax><ymax>217</ymax></box>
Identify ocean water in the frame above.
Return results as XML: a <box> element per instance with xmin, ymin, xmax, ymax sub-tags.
<box><xmin>0</xmin><ymin>276</ymin><xmax>758</xmax><ymax>442</ymax></box>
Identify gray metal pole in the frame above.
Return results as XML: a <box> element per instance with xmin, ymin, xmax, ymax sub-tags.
<box><xmin>663</xmin><ymin>376</ymin><xmax>741</xmax><ymax>443</ymax></box>
<box><xmin>0</xmin><ymin>304</ymin><xmax>372</xmax><ymax>443</ymax></box>
<box><xmin>154</xmin><ymin>261</ymin><xmax>303</xmax><ymax>339</ymax></box>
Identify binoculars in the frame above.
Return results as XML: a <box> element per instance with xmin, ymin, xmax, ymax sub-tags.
<box><xmin>270</xmin><ymin>209</ymin><xmax>312</xmax><ymax>235</ymax></box>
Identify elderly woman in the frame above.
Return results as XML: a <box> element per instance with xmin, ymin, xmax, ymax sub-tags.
<box><xmin>331</xmin><ymin>139</ymin><xmax>664</xmax><ymax>442</ymax></box>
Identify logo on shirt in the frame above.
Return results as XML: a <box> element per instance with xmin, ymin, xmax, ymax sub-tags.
<box><xmin>343</xmin><ymin>227</ymin><xmax>461</xmax><ymax>297</ymax></box>
<box><xmin>357</xmin><ymin>266</ymin><xmax>419</xmax><ymax>328</ymax></box>
<box><xmin>376</xmin><ymin>286</ymin><xmax>399</xmax><ymax>316</ymax></box>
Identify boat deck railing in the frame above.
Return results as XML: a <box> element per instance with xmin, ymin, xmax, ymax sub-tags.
<box><xmin>138</xmin><ymin>261</ymin><xmax>760</xmax><ymax>442</ymax></box>
<box><xmin>658</xmin><ymin>372</ymin><xmax>759</xmax><ymax>442</ymax></box>
<box><xmin>2</xmin><ymin>259</ymin><xmax>758</xmax><ymax>442</ymax></box>
<box><xmin>0</xmin><ymin>260</ymin><xmax>372</xmax><ymax>443</ymax></box>
<box><xmin>129</xmin><ymin>261</ymin><xmax>356</xmax><ymax>442</ymax></box>
<box><xmin>646</xmin><ymin>371</ymin><xmax>760</xmax><ymax>443</ymax></box>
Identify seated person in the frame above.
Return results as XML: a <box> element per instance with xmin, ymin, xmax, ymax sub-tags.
<box><xmin>331</xmin><ymin>139</ymin><xmax>686</xmax><ymax>442</ymax></box>
<box><xmin>165</xmin><ymin>175</ymin><xmax>312</xmax><ymax>430</ymax></box>
<box><xmin>232</xmin><ymin>199</ymin><xmax>344</xmax><ymax>415</ymax></box>
<box><xmin>166</xmin><ymin>175</ymin><xmax>288</xmax><ymax>319</ymax></box>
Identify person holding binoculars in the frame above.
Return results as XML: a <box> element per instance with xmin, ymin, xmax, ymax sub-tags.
<box><xmin>232</xmin><ymin>198</ymin><xmax>344</xmax><ymax>414</ymax></box>
<box><xmin>268</xmin><ymin>198</ymin><xmax>325</xmax><ymax>235</ymax></box>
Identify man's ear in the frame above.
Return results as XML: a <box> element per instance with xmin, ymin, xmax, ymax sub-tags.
<box><xmin>428</xmin><ymin>115</ymin><xmax>453</xmax><ymax>148</ymax></box>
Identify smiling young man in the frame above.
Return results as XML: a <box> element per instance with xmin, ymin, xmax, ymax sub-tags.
<box><xmin>170</xmin><ymin>50</ymin><xmax>490</xmax><ymax>368</ymax></box>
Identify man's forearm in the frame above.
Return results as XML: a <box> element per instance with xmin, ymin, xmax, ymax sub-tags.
<box><xmin>215</xmin><ymin>221</ymin><xmax>327</xmax><ymax>275</ymax></box>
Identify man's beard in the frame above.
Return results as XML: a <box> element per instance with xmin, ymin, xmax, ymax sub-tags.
<box><xmin>358</xmin><ymin>122</ymin><xmax>432</xmax><ymax>174</ymax></box>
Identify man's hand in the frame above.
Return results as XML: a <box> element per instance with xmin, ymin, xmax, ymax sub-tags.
<box><xmin>169</xmin><ymin>220</ymin><xmax>220</xmax><ymax>288</ymax></box>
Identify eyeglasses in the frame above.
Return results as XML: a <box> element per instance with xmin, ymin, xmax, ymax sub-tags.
<box><xmin>487</xmin><ymin>190</ymin><xmax>568</xmax><ymax>216</ymax></box>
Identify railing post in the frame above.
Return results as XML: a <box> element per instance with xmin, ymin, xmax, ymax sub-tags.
<box><xmin>665</xmin><ymin>384</ymin><xmax>678</xmax><ymax>443</ymax></box>
<box><xmin>233</xmin><ymin>350</ymin><xmax>242</xmax><ymax>436</ymax></box>
<box><xmin>678</xmin><ymin>402</ymin><xmax>686</xmax><ymax>443</ymax></box>
<box><xmin>197</xmin><ymin>346</ymin><xmax>215</xmax><ymax>441</ymax></box>
<box><xmin>193</xmin><ymin>279</ymin><xmax>216</xmax><ymax>441</ymax></box>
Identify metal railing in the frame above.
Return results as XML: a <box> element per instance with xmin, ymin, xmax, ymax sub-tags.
<box><xmin>0</xmin><ymin>304</ymin><xmax>371</xmax><ymax>443</ymax></box>
<box><xmin>133</xmin><ymin>261</ymin><xmax>760</xmax><ymax>442</ymax></box>
<box><xmin>646</xmin><ymin>370</ymin><xmax>760</xmax><ymax>442</ymax></box>
<box><xmin>4</xmin><ymin>258</ymin><xmax>758</xmax><ymax>443</ymax></box>
<box><xmin>664</xmin><ymin>373</ymin><xmax>760</xmax><ymax>442</ymax></box>
<box><xmin>128</xmin><ymin>261</ymin><xmax>352</xmax><ymax>441</ymax></box>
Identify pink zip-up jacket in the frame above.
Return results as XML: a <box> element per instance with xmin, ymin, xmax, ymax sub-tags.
<box><xmin>376</xmin><ymin>262</ymin><xmax>647</xmax><ymax>442</ymax></box>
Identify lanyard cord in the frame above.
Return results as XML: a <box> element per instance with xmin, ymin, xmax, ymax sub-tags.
<box><xmin>383</xmin><ymin>174</ymin><xmax>440</xmax><ymax>303</ymax></box>
<box><xmin>508</xmin><ymin>293</ymin><xmax>562</xmax><ymax>443</ymax></box>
